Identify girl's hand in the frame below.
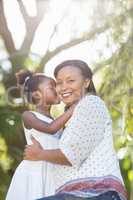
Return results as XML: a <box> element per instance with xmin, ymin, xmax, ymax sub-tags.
<box><xmin>24</xmin><ymin>137</ymin><xmax>44</xmax><ymax>161</ymax></box>
<box><xmin>68</xmin><ymin>101</ymin><xmax>78</xmax><ymax>114</ymax></box>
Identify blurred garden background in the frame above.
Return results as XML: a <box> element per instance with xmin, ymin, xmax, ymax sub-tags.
<box><xmin>0</xmin><ymin>0</ymin><xmax>133</xmax><ymax>199</ymax></box>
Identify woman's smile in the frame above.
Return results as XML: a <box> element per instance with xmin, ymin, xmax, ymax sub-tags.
<box><xmin>56</xmin><ymin>66</ymin><xmax>89</xmax><ymax>106</ymax></box>
<box><xmin>61</xmin><ymin>92</ymin><xmax>72</xmax><ymax>98</ymax></box>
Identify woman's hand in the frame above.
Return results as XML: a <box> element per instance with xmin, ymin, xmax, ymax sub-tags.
<box><xmin>24</xmin><ymin>137</ymin><xmax>44</xmax><ymax>161</ymax></box>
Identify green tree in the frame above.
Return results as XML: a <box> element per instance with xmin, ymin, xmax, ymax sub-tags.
<box><xmin>0</xmin><ymin>0</ymin><xmax>132</xmax><ymax>199</ymax></box>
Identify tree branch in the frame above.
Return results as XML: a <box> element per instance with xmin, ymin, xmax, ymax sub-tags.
<box><xmin>36</xmin><ymin>0</ymin><xmax>47</xmax><ymax>22</ymax></box>
<box><xmin>37</xmin><ymin>22</ymin><xmax>110</xmax><ymax>72</ymax></box>
<box><xmin>17</xmin><ymin>0</ymin><xmax>46</xmax><ymax>55</ymax></box>
<box><xmin>0</xmin><ymin>0</ymin><xmax>16</xmax><ymax>54</ymax></box>
<box><xmin>37</xmin><ymin>6</ymin><xmax>133</xmax><ymax>72</ymax></box>
<box><xmin>17</xmin><ymin>0</ymin><xmax>29</xmax><ymax>24</ymax></box>
<box><xmin>46</xmin><ymin>2</ymin><xmax>70</xmax><ymax>51</ymax></box>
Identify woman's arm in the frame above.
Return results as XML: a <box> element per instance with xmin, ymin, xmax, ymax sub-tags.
<box><xmin>24</xmin><ymin>137</ymin><xmax>72</xmax><ymax>166</ymax></box>
<box><xmin>22</xmin><ymin>106</ymin><xmax>74</xmax><ymax>134</ymax></box>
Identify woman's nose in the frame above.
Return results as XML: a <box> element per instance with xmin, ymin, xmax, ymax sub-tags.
<box><xmin>60</xmin><ymin>82</ymin><xmax>68</xmax><ymax>91</ymax></box>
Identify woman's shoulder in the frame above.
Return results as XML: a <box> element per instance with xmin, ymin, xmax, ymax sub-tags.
<box><xmin>73</xmin><ymin>94</ymin><xmax>108</xmax><ymax>116</ymax></box>
<box><xmin>78</xmin><ymin>94</ymin><xmax>105</xmax><ymax>108</ymax></box>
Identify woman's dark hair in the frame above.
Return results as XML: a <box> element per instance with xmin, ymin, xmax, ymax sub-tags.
<box><xmin>16</xmin><ymin>70</ymin><xmax>48</xmax><ymax>104</ymax></box>
<box><xmin>54</xmin><ymin>59</ymin><xmax>96</xmax><ymax>94</ymax></box>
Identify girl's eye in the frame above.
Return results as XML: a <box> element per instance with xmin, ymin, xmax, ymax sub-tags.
<box><xmin>46</xmin><ymin>86</ymin><xmax>54</xmax><ymax>90</ymax></box>
<box><xmin>56</xmin><ymin>82</ymin><xmax>62</xmax><ymax>86</ymax></box>
<box><xmin>50</xmin><ymin>87</ymin><xmax>55</xmax><ymax>90</ymax></box>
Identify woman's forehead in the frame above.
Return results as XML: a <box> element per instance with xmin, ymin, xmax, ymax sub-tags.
<box><xmin>56</xmin><ymin>66</ymin><xmax>82</xmax><ymax>79</ymax></box>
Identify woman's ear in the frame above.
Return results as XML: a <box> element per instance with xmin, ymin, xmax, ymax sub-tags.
<box><xmin>84</xmin><ymin>79</ymin><xmax>90</xmax><ymax>89</ymax></box>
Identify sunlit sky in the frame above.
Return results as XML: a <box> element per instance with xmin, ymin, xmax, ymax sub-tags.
<box><xmin>0</xmin><ymin>0</ymin><xmax>121</xmax><ymax>85</ymax></box>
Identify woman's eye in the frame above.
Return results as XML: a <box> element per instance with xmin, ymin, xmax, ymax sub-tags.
<box><xmin>69</xmin><ymin>80</ymin><xmax>75</xmax><ymax>82</ymax></box>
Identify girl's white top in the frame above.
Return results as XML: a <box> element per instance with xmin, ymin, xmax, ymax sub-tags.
<box><xmin>6</xmin><ymin>112</ymin><xmax>61</xmax><ymax>200</ymax></box>
<box><xmin>54</xmin><ymin>95</ymin><xmax>124</xmax><ymax>190</ymax></box>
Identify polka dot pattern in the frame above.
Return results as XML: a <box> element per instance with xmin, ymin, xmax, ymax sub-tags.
<box><xmin>54</xmin><ymin>95</ymin><xmax>123</xmax><ymax>189</ymax></box>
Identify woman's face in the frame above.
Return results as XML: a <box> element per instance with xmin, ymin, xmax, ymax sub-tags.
<box><xmin>56</xmin><ymin>66</ymin><xmax>90</xmax><ymax>106</ymax></box>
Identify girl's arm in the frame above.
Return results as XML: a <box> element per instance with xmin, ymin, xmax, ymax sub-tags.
<box><xmin>22</xmin><ymin>106</ymin><xmax>74</xmax><ymax>134</ymax></box>
<box><xmin>24</xmin><ymin>137</ymin><xmax>72</xmax><ymax>166</ymax></box>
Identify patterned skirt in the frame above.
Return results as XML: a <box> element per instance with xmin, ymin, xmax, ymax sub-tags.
<box><xmin>37</xmin><ymin>176</ymin><xmax>128</xmax><ymax>200</ymax></box>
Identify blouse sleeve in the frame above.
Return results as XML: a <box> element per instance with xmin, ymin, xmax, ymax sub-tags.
<box><xmin>59</xmin><ymin>95</ymin><xmax>107</xmax><ymax>168</ymax></box>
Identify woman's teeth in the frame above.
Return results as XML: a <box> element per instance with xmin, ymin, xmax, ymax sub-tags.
<box><xmin>62</xmin><ymin>92</ymin><xmax>72</xmax><ymax>97</ymax></box>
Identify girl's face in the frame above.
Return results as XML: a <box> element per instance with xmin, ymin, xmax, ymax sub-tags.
<box><xmin>37</xmin><ymin>78</ymin><xmax>60</xmax><ymax>106</ymax></box>
<box><xmin>56</xmin><ymin>66</ymin><xmax>90</xmax><ymax>106</ymax></box>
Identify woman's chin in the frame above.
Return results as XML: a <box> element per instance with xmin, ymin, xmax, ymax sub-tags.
<box><xmin>62</xmin><ymin>100</ymin><xmax>75</xmax><ymax>107</ymax></box>
<box><xmin>62</xmin><ymin>97</ymin><xmax>80</xmax><ymax>106</ymax></box>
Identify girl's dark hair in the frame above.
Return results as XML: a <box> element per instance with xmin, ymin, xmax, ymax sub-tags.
<box><xmin>16</xmin><ymin>70</ymin><xmax>48</xmax><ymax>104</ymax></box>
<box><xmin>54</xmin><ymin>59</ymin><xmax>96</xmax><ymax>94</ymax></box>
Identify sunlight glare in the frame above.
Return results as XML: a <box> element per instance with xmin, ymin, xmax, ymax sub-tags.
<box><xmin>22</xmin><ymin>0</ymin><xmax>37</xmax><ymax>16</ymax></box>
<box><xmin>4</xmin><ymin>0</ymin><xmax>26</xmax><ymax>49</ymax></box>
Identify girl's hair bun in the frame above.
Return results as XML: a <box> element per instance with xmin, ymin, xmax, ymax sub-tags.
<box><xmin>16</xmin><ymin>69</ymin><xmax>33</xmax><ymax>87</ymax></box>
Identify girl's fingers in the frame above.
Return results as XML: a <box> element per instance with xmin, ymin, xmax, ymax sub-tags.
<box><xmin>31</xmin><ymin>136</ymin><xmax>40</xmax><ymax>145</ymax></box>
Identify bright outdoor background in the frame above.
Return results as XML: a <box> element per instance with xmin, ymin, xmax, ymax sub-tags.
<box><xmin>0</xmin><ymin>0</ymin><xmax>133</xmax><ymax>199</ymax></box>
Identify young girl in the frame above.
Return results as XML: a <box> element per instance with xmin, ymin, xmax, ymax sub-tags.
<box><xmin>6</xmin><ymin>70</ymin><xmax>74</xmax><ymax>200</ymax></box>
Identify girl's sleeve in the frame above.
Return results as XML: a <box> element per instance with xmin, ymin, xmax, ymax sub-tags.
<box><xmin>59</xmin><ymin>95</ymin><xmax>107</xmax><ymax>168</ymax></box>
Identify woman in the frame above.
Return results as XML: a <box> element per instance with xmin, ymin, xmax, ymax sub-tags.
<box><xmin>24</xmin><ymin>60</ymin><xmax>127</xmax><ymax>200</ymax></box>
